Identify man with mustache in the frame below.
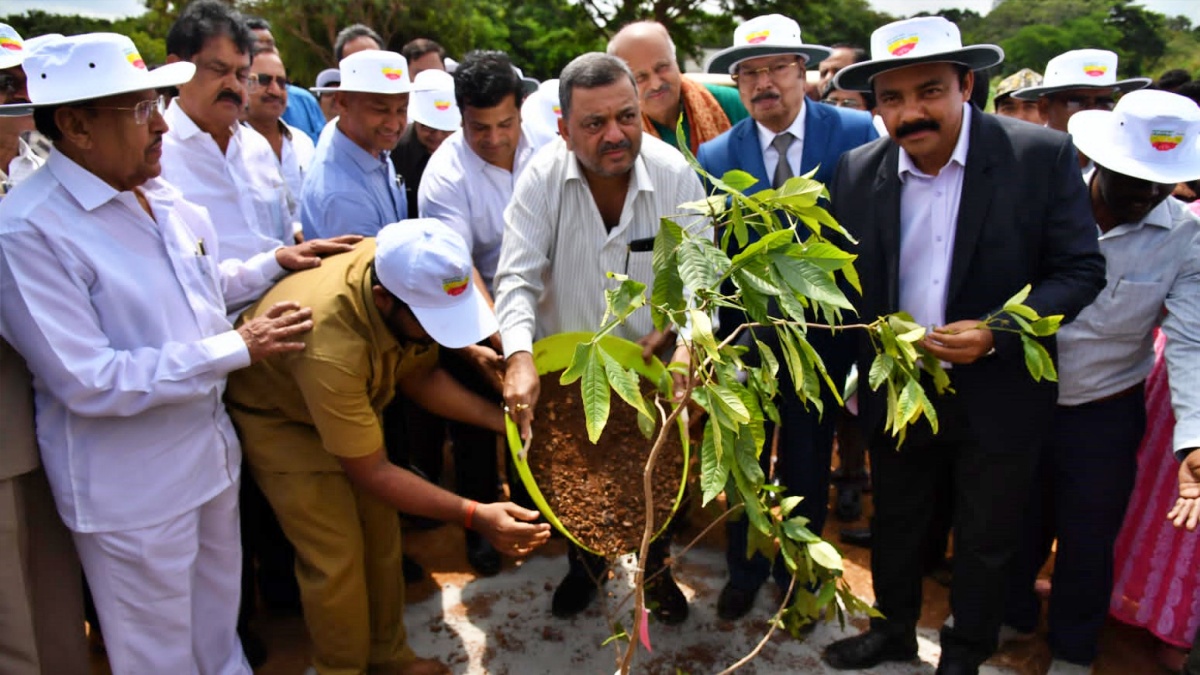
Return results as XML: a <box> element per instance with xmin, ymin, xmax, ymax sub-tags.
<box><xmin>244</xmin><ymin>48</ymin><xmax>315</xmax><ymax>232</ymax></box>
<box><xmin>0</xmin><ymin>32</ymin><xmax>322</xmax><ymax>674</ymax></box>
<box><xmin>496</xmin><ymin>52</ymin><xmax>704</xmax><ymax>624</ymax></box>
<box><xmin>820</xmin><ymin>17</ymin><xmax>1105</xmax><ymax>673</ymax></box>
<box><xmin>245</xmin><ymin>16</ymin><xmax>326</xmax><ymax>146</ymax></box>
<box><xmin>607</xmin><ymin>21</ymin><xmax>746</xmax><ymax>155</ymax></box>
<box><xmin>695</xmin><ymin>13</ymin><xmax>878</xmax><ymax>622</ymax></box>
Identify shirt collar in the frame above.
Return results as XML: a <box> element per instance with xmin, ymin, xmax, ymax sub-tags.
<box><xmin>46</xmin><ymin>148</ymin><xmax>177</xmax><ymax>213</ymax></box>
<box><xmin>165</xmin><ymin>97</ymin><xmax>241</xmax><ymax>144</ymax></box>
<box><xmin>755</xmin><ymin>99</ymin><xmax>807</xmax><ymax>156</ymax></box>
<box><xmin>898</xmin><ymin>103</ymin><xmax>972</xmax><ymax>182</ymax></box>
<box><xmin>331</xmin><ymin>124</ymin><xmax>389</xmax><ymax>174</ymax></box>
<box><xmin>564</xmin><ymin>144</ymin><xmax>656</xmax><ymax>195</ymax></box>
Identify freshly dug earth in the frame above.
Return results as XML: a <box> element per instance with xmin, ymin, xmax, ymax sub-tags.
<box><xmin>527</xmin><ymin>373</ymin><xmax>685</xmax><ymax>556</ymax></box>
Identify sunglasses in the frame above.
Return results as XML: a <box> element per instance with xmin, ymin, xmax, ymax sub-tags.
<box><xmin>247</xmin><ymin>73</ymin><xmax>289</xmax><ymax>91</ymax></box>
<box><xmin>823</xmin><ymin>96</ymin><xmax>863</xmax><ymax>109</ymax></box>
<box><xmin>731</xmin><ymin>60</ymin><xmax>801</xmax><ymax>84</ymax></box>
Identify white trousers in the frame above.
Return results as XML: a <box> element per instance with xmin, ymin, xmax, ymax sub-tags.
<box><xmin>73</xmin><ymin>481</ymin><xmax>250</xmax><ymax>675</ymax></box>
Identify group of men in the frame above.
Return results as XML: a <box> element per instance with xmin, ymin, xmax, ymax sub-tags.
<box><xmin>0</xmin><ymin>3</ymin><xmax>1198</xmax><ymax>675</ymax></box>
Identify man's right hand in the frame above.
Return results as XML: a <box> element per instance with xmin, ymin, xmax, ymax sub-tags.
<box><xmin>1169</xmin><ymin>450</ymin><xmax>1200</xmax><ymax>530</ymax></box>
<box><xmin>237</xmin><ymin>301</ymin><xmax>313</xmax><ymax>363</ymax></box>
<box><xmin>472</xmin><ymin>502</ymin><xmax>551</xmax><ymax>555</ymax></box>
<box><xmin>503</xmin><ymin>351</ymin><xmax>539</xmax><ymax>440</ymax></box>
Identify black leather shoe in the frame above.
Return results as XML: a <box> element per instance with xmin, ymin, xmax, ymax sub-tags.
<box><xmin>646</xmin><ymin>570</ymin><xmax>688</xmax><ymax>625</ymax></box>
<box><xmin>402</xmin><ymin>554</ymin><xmax>426</xmax><ymax>583</ymax></box>
<box><xmin>465</xmin><ymin>532</ymin><xmax>502</xmax><ymax>577</ymax></box>
<box><xmin>551</xmin><ymin>571</ymin><xmax>600</xmax><ymax>618</ymax></box>
<box><xmin>835</xmin><ymin>483</ymin><xmax>863</xmax><ymax>522</ymax></box>
<box><xmin>839</xmin><ymin>526</ymin><xmax>873</xmax><ymax>548</ymax></box>
<box><xmin>716</xmin><ymin>582</ymin><xmax>759</xmax><ymax>621</ymax></box>
<box><xmin>935</xmin><ymin>660</ymin><xmax>979</xmax><ymax>675</ymax></box>
<box><xmin>822</xmin><ymin>630</ymin><xmax>918</xmax><ymax>670</ymax></box>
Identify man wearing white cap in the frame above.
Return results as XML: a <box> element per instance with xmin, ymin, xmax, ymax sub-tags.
<box><xmin>521</xmin><ymin>77</ymin><xmax>562</xmax><ymax>149</ymax></box>
<box><xmin>0</xmin><ymin>23</ymin><xmax>90</xmax><ymax>675</ymax></box>
<box><xmin>821</xmin><ymin>16</ymin><xmax>1105</xmax><ymax>673</ymax></box>
<box><xmin>401</xmin><ymin>38</ymin><xmax>446</xmax><ymax>81</ymax></box>
<box><xmin>226</xmin><ymin>220</ymin><xmax>550</xmax><ymax>675</ymax></box>
<box><xmin>314</xmin><ymin>67</ymin><xmax>341</xmax><ymax>121</ymax></box>
<box><xmin>1003</xmin><ymin>89</ymin><xmax>1200</xmax><ymax>674</ymax></box>
<box><xmin>394</xmin><ymin>68</ymin><xmax>459</xmax><ymax>217</ymax></box>
<box><xmin>0</xmin><ymin>32</ymin><xmax>326</xmax><ymax>674</ymax></box>
<box><xmin>302</xmin><ymin>49</ymin><xmax>412</xmax><ymax>240</ymax></box>
<box><xmin>695</xmin><ymin>13</ymin><xmax>877</xmax><ymax>622</ymax></box>
<box><xmin>1012</xmin><ymin>49</ymin><xmax>1150</xmax><ymax>136</ymax></box>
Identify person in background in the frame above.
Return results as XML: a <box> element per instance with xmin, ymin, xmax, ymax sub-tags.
<box><xmin>992</xmin><ymin>68</ymin><xmax>1044</xmax><ymax>125</ymax></box>
<box><xmin>821</xmin><ymin>83</ymin><xmax>874</xmax><ymax>112</ymax></box>
<box><xmin>520</xmin><ymin>77</ymin><xmax>562</xmax><ymax>149</ymax></box>
<box><xmin>335</xmin><ymin>23</ymin><xmax>383</xmax><ymax>62</ymax></box>
<box><xmin>401</xmin><ymin>38</ymin><xmax>446</xmax><ymax>81</ymax></box>
<box><xmin>313</xmin><ymin>67</ymin><xmax>340</xmax><ymax>121</ymax></box>
<box><xmin>818</xmin><ymin>42</ymin><xmax>867</xmax><ymax>96</ymax></box>
<box><xmin>1153</xmin><ymin>68</ymin><xmax>1192</xmax><ymax>94</ymax></box>
<box><xmin>246</xmin><ymin>16</ymin><xmax>324</xmax><ymax>144</ymax></box>
<box><xmin>393</xmin><ymin>68</ymin><xmax>458</xmax><ymax>217</ymax></box>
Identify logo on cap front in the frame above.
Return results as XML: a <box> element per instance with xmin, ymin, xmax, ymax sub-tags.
<box><xmin>1149</xmin><ymin>130</ymin><xmax>1183</xmax><ymax>152</ymax></box>
<box><xmin>1082</xmin><ymin>63</ymin><xmax>1107</xmax><ymax>77</ymax></box>
<box><xmin>551</xmin><ymin>105</ymin><xmax>561</xmax><ymax>117</ymax></box>
<box><xmin>381</xmin><ymin>67</ymin><xmax>404</xmax><ymax>81</ymax></box>
<box><xmin>442</xmin><ymin>275</ymin><xmax>469</xmax><ymax>296</ymax></box>
<box><xmin>0</xmin><ymin>36</ymin><xmax>21</xmax><ymax>52</ymax></box>
<box><xmin>888</xmin><ymin>34</ymin><xmax>919</xmax><ymax>57</ymax></box>
<box><xmin>434</xmin><ymin>100</ymin><xmax>451</xmax><ymax>111</ymax></box>
<box><xmin>124</xmin><ymin>47</ymin><xmax>146</xmax><ymax>69</ymax></box>
<box><xmin>746</xmin><ymin>30</ymin><xmax>770</xmax><ymax>44</ymax></box>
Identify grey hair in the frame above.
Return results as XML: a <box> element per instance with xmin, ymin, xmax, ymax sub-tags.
<box><xmin>558</xmin><ymin>53</ymin><xmax>637</xmax><ymax>121</ymax></box>
<box><xmin>606</xmin><ymin>20</ymin><xmax>676</xmax><ymax>59</ymax></box>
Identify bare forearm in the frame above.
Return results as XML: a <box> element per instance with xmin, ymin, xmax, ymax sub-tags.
<box><xmin>343</xmin><ymin>451</ymin><xmax>473</xmax><ymax>523</ymax></box>
<box><xmin>401</xmin><ymin>366</ymin><xmax>505</xmax><ymax>432</ymax></box>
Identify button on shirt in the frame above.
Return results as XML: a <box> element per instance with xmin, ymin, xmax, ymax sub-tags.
<box><xmin>161</xmin><ymin>101</ymin><xmax>292</xmax><ymax>265</ymax></box>
<box><xmin>301</xmin><ymin>125</ymin><xmax>406</xmax><ymax>240</ymax></box>
<box><xmin>419</xmin><ymin>130</ymin><xmax>535</xmax><ymax>291</ymax></box>
<box><xmin>0</xmin><ymin>150</ymin><xmax>280</xmax><ymax>532</ymax></box>
<box><xmin>756</xmin><ymin>102</ymin><xmax>806</xmax><ymax>184</ymax></box>
<box><xmin>897</xmin><ymin>103</ymin><xmax>972</xmax><ymax>330</ymax></box>
<box><xmin>495</xmin><ymin>135</ymin><xmax>706</xmax><ymax>357</ymax></box>
<box><xmin>1057</xmin><ymin>190</ymin><xmax>1200</xmax><ymax>452</ymax></box>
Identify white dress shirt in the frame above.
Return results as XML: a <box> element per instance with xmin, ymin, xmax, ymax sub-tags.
<box><xmin>0</xmin><ymin>150</ymin><xmax>280</xmax><ymax>533</ymax></box>
<box><xmin>1057</xmin><ymin>191</ymin><xmax>1200</xmax><ymax>453</ymax></box>
<box><xmin>281</xmin><ymin>121</ymin><xmax>316</xmax><ymax>230</ymax></box>
<box><xmin>162</xmin><ymin>101</ymin><xmax>291</xmax><ymax>266</ymax></box>
<box><xmin>494</xmin><ymin>135</ymin><xmax>706</xmax><ymax>357</ymax></box>
<box><xmin>756</xmin><ymin>101</ymin><xmax>807</xmax><ymax>182</ymax></box>
<box><xmin>897</xmin><ymin>103</ymin><xmax>972</xmax><ymax>330</ymax></box>
<box><xmin>419</xmin><ymin>130</ymin><xmax>535</xmax><ymax>291</ymax></box>
<box><xmin>0</xmin><ymin>137</ymin><xmax>43</xmax><ymax>196</ymax></box>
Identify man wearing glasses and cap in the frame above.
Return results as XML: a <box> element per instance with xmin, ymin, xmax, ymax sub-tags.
<box><xmin>991</xmin><ymin>68</ymin><xmax>1044</xmax><ymax>125</ymax></box>
<box><xmin>0</xmin><ymin>32</ymin><xmax>330</xmax><ymax>674</ymax></box>
<box><xmin>819</xmin><ymin>16</ymin><xmax>1104</xmax><ymax>673</ymax></box>
<box><xmin>694</xmin><ymin>13</ymin><xmax>877</xmax><ymax>622</ymax></box>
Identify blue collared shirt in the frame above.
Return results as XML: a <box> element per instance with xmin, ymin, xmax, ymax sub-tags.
<box><xmin>281</xmin><ymin>84</ymin><xmax>326</xmax><ymax>144</ymax></box>
<box><xmin>300</xmin><ymin>124</ymin><xmax>406</xmax><ymax>240</ymax></box>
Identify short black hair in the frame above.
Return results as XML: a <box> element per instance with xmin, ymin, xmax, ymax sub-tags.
<box><xmin>453</xmin><ymin>50</ymin><xmax>524</xmax><ymax>111</ymax></box>
<box><xmin>166</xmin><ymin>0</ymin><xmax>255</xmax><ymax>61</ymax></box>
<box><xmin>402</xmin><ymin>38</ymin><xmax>445</xmax><ymax>65</ymax></box>
<box><xmin>334</xmin><ymin>24</ymin><xmax>383</xmax><ymax>62</ymax></box>
<box><xmin>829</xmin><ymin>43</ymin><xmax>869</xmax><ymax>63</ymax></box>
<box><xmin>244</xmin><ymin>16</ymin><xmax>270</xmax><ymax>32</ymax></box>
<box><xmin>1155</xmin><ymin>68</ymin><xmax>1193</xmax><ymax>93</ymax></box>
<box><xmin>1177</xmin><ymin>81</ymin><xmax>1200</xmax><ymax>107</ymax></box>
<box><xmin>558</xmin><ymin>52</ymin><xmax>635</xmax><ymax>121</ymax></box>
<box><xmin>33</xmin><ymin>105</ymin><xmax>64</xmax><ymax>141</ymax></box>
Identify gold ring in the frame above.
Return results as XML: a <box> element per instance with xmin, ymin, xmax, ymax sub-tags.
<box><xmin>513</xmin><ymin>403</ymin><xmax>530</xmax><ymax>411</ymax></box>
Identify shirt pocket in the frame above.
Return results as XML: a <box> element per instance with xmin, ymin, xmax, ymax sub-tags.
<box><xmin>1092</xmin><ymin>278</ymin><xmax>1167</xmax><ymax>337</ymax></box>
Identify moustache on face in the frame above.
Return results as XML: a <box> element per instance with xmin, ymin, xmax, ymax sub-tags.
<box><xmin>259</xmin><ymin>94</ymin><xmax>284</xmax><ymax>105</ymax></box>
<box><xmin>216</xmin><ymin>89</ymin><xmax>243</xmax><ymax>107</ymax></box>
<box><xmin>895</xmin><ymin>118</ymin><xmax>940</xmax><ymax>139</ymax></box>
<box><xmin>645</xmin><ymin>83</ymin><xmax>671</xmax><ymax>99</ymax></box>
<box><xmin>751</xmin><ymin>92</ymin><xmax>780</xmax><ymax>104</ymax></box>
<box><xmin>598</xmin><ymin>138</ymin><xmax>633</xmax><ymax>154</ymax></box>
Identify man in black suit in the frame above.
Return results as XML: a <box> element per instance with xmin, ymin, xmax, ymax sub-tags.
<box><xmin>819</xmin><ymin>16</ymin><xmax>1106</xmax><ymax>675</ymax></box>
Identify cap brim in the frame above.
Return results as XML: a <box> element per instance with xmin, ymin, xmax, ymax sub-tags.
<box><xmin>409</xmin><ymin>282</ymin><xmax>498</xmax><ymax>349</ymax></box>
<box><xmin>1010</xmin><ymin>77</ymin><xmax>1151</xmax><ymax>101</ymax></box>
<box><xmin>832</xmin><ymin>45</ymin><xmax>1004</xmax><ymax>92</ymax></box>
<box><xmin>1070</xmin><ymin>110</ymin><xmax>1200</xmax><ymax>184</ymax></box>
<box><xmin>705</xmin><ymin>44</ymin><xmax>832</xmax><ymax>75</ymax></box>
<box><xmin>0</xmin><ymin>61</ymin><xmax>195</xmax><ymax>117</ymax></box>
<box><xmin>411</xmin><ymin>113</ymin><xmax>460</xmax><ymax>132</ymax></box>
<box><xmin>313</xmin><ymin>84</ymin><xmax>412</xmax><ymax>95</ymax></box>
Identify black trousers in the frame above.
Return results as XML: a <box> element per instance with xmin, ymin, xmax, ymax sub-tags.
<box><xmin>1004</xmin><ymin>386</ymin><xmax>1145</xmax><ymax>665</ymax></box>
<box><xmin>868</xmin><ymin>385</ymin><xmax>1041</xmax><ymax>667</ymax></box>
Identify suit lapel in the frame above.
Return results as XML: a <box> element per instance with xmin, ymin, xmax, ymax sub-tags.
<box><xmin>800</xmin><ymin>102</ymin><xmax>833</xmax><ymax>178</ymax></box>
<box><xmin>947</xmin><ymin>109</ymin><xmax>996</xmax><ymax>307</ymax></box>
<box><xmin>872</xmin><ymin>142</ymin><xmax>902</xmax><ymax>312</ymax></box>
<box><xmin>733</xmin><ymin>119</ymin><xmax>770</xmax><ymax>194</ymax></box>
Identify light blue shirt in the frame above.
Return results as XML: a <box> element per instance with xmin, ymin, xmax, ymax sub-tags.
<box><xmin>1057</xmin><ymin>188</ymin><xmax>1200</xmax><ymax>455</ymax></box>
<box><xmin>281</xmin><ymin>84</ymin><xmax>326</xmax><ymax>144</ymax></box>
<box><xmin>300</xmin><ymin>125</ymin><xmax>406</xmax><ymax>240</ymax></box>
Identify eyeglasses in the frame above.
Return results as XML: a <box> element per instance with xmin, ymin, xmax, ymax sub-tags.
<box><xmin>1057</xmin><ymin>94</ymin><xmax>1115</xmax><ymax>112</ymax></box>
<box><xmin>731</xmin><ymin>60</ymin><xmax>800</xmax><ymax>85</ymax></box>
<box><xmin>823</xmin><ymin>96</ymin><xmax>863</xmax><ymax>109</ymax></box>
<box><xmin>247</xmin><ymin>73</ymin><xmax>289</xmax><ymax>91</ymax></box>
<box><xmin>81</xmin><ymin>95</ymin><xmax>166</xmax><ymax>125</ymax></box>
<box><xmin>0</xmin><ymin>71</ymin><xmax>26</xmax><ymax>96</ymax></box>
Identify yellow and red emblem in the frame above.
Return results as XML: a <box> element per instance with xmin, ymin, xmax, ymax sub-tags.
<box><xmin>888</xmin><ymin>35</ymin><xmax>919</xmax><ymax>56</ymax></box>
<box><xmin>1149</xmin><ymin>130</ymin><xmax>1183</xmax><ymax>152</ymax></box>
<box><xmin>124</xmin><ymin>47</ymin><xmax>146</xmax><ymax>69</ymax></box>
<box><xmin>0</xmin><ymin>36</ymin><xmax>21</xmax><ymax>52</ymax></box>
<box><xmin>745</xmin><ymin>30</ymin><xmax>770</xmax><ymax>45</ymax></box>
<box><xmin>434</xmin><ymin>100</ymin><xmax>451</xmax><ymax>111</ymax></box>
<box><xmin>1082</xmin><ymin>63</ymin><xmax>1107</xmax><ymax>78</ymax></box>
<box><xmin>381</xmin><ymin>67</ymin><xmax>404</xmax><ymax>81</ymax></box>
<box><xmin>442</xmin><ymin>275</ymin><xmax>469</xmax><ymax>297</ymax></box>
<box><xmin>551</xmin><ymin>105</ymin><xmax>561</xmax><ymax>117</ymax></box>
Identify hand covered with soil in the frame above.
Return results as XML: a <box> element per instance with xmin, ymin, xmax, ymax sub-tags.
<box><xmin>472</xmin><ymin>502</ymin><xmax>551</xmax><ymax>555</ymax></box>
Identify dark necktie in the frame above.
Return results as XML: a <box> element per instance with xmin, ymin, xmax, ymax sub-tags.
<box><xmin>771</xmin><ymin>132</ymin><xmax>795</xmax><ymax>189</ymax></box>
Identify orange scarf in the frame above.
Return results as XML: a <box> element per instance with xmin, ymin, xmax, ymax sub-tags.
<box><xmin>642</xmin><ymin>77</ymin><xmax>732</xmax><ymax>154</ymax></box>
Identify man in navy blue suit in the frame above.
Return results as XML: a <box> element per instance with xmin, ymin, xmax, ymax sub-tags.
<box><xmin>696</xmin><ymin>13</ymin><xmax>878</xmax><ymax>621</ymax></box>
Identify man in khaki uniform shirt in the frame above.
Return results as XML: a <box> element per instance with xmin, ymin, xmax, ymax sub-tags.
<box><xmin>227</xmin><ymin>220</ymin><xmax>549</xmax><ymax>675</ymax></box>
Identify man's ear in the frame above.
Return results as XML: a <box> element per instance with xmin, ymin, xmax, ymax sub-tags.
<box><xmin>961</xmin><ymin>69</ymin><xmax>975</xmax><ymax>102</ymax></box>
<box><xmin>165</xmin><ymin>54</ymin><xmax>181</xmax><ymax>65</ymax></box>
<box><xmin>54</xmin><ymin>107</ymin><xmax>95</xmax><ymax>150</ymax></box>
<box><xmin>557</xmin><ymin>117</ymin><xmax>571</xmax><ymax>149</ymax></box>
<box><xmin>370</xmin><ymin>284</ymin><xmax>391</xmax><ymax>314</ymax></box>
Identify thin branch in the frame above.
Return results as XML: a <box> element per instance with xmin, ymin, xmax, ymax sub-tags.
<box><xmin>714</xmin><ymin>572</ymin><xmax>799</xmax><ymax>675</ymax></box>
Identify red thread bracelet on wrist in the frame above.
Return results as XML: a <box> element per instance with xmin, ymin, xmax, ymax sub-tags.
<box><xmin>464</xmin><ymin>500</ymin><xmax>478</xmax><ymax>530</ymax></box>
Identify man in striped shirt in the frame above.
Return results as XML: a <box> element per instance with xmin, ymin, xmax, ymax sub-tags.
<box><xmin>494</xmin><ymin>52</ymin><xmax>705</xmax><ymax>624</ymax></box>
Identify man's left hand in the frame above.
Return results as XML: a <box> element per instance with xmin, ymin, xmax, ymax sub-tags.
<box><xmin>276</xmin><ymin>234</ymin><xmax>363</xmax><ymax>271</ymax></box>
<box><xmin>1169</xmin><ymin>450</ymin><xmax>1200</xmax><ymax>530</ymax></box>
<box><xmin>921</xmin><ymin>320</ymin><xmax>995</xmax><ymax>365</ymax></box>
<box><xmin>458</xmin><ymin>343</ymin><xmax>505</xmax><ymax>393</ymax></box>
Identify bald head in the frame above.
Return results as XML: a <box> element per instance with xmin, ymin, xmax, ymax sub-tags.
<box><xmin>606</xmin><ymin>21</ymin><xmax>682</xmax><ymax>127</ymax></box>
<box><xmin>607</xmin><ymin>20</ymin><xmax>675</xmax><ymax>58</ymax></box>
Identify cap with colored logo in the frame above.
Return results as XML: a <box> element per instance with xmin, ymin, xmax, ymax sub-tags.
<box><xmin>521</xmin><ymin>78</ymin><xmax>562</xmax><ymax>149</ymax></box>
<box><xmin>0</xmin><ymin>23</ymin><xmax>26</xmax><ymax>70</ymax></box>
<box><xmin>311</xmin><ymin>50</ymin><xmax>412</xmax><ymax>95</ymax></box>
<box><xmin>705</xmin><ymin>14</ymin><xmax>831</xmax><ymax>75</ymax></box>
<box><xmin>993</xmin><ymin>68</ymin><xmax>1042</xmax><ymax>101</ymax></box>
<box><xmin>374</xmin><ymin>218</ymin><xmax>498</xmax><ymax>349</ymax></box>
<box><xmin>1069</xmin><ymin>89</ymin><xmax>1200</xmax><ymax>184</ymax></box>
<box><xmin>409</xmin><ymin>69</ymin><xmax>461</xmax><ymax>132</ymax></box>
<box><xmin>1011</xmin><ymin>49</ymin><xmax>1150</xmax><ymax>101</ymax></box>
<box><xmin>312</xmin><ymin>67</ymin><xmax>341</xmax><ymax>91</ymax></box>
<box><xmin>0</xmin><ymin>32</ymin><xmax>194</xmax><ymax>117</ymax></box>
<box><xmin>833</xmin><ymin>16</ymin><xmax>1004</xmax><ymax>92</ymax></box>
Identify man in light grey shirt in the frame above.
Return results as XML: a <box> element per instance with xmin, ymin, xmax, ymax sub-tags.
<box><xmin>495</xmin><ymin>53</ymin><xmax>703</xmax><ymax>625</ymax></box>
<box><xmin>1004</xmin><ymin>89</ymin><xmax>1200</xmax><ymax>674</ymax></box>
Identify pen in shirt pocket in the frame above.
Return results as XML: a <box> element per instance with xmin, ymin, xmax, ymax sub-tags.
<box><xmin>195</xmin><ymin>238</ymin><xmax>207</xmax><ymax>256</ymax></box>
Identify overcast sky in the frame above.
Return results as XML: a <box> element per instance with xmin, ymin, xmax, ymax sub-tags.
<box><xmin>4</xmin><ymin>0</ymin><xmax>1200</xmax><ymax>27</ymax></box>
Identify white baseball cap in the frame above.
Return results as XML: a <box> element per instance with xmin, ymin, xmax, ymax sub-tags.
<box><xmin>833</xmin><ymin>16</ymin><xmax>1003</xmax><ymax>92</ymax></box>
<box><xmin>0</xmin><ymin>33</ymin><xmax>194</xmax><ymax>116</ymax></box>
<box><xmin>374</xmin><ymin>219</ymin><xmax>497</xmax><ymax>349</ymax></box>
<box><xmin>1069</xmin><ymin>89</ymin><xmax>1200</xmax><ymax>185</ymax></box>
<box><xmin>706</xmin><ymin>14</ymin><xmax>831</xmax><ymax>75</ymax></box>
<box><xmin>1012</xmin><ymin>49</ymin><xmax>1150</xmax><ymax>101</ymax></box>
<box><xmin>409</xmin><ymin>69</ymin><xmax>460</xmax><ymax>132</ymax></box>
<box><xmin>312</xmin><ymin>50</ymin><xmax>412</xmax><ymax>95</ymax></box>
<box><xmin>520</xmin><ymin>78</ymin><xmax>561</xmax><ymax>149</ymax></box>
<box><xmin>0</xmin><ymin>23</ymin><xmax>26</xmax><ymax>70</ymax></box>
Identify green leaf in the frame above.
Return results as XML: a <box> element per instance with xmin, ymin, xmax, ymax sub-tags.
<box><xmin>1004</xmin><ymin>303</ymin><xmax>1039</xmax><ymax>321</ymax></box>
<box><xmin>895</xmin><ymin>376</ymin><xmax>923</xmax><ymax>429</ymax></box>
<box><xmin>559</xmin><ymin>341</ymin><xmax>594</xmax><ymax>386</ymax></box>
<box><xmin>868</xmin><ymin>353</ymin><xmax>894</xmax><ymax>391</ymax></box>
<box><xmin>707</xmin><ymin>383</ymin><xmax>751</xmax><ymax>425</ymax></box>
<box><xmin>779</xmin><ymin>495</ymin><xmax>803</xmax><ymax>517</ymax></box>
<box><xmin>602</xmin><ymin>274</ymin><xmax>646</xmax><ymax>323</ymax></box>
<box><xmin>728</xmin><ymin>228</ymin><xmax>795</xmax><ymax>273</ymax></box>
<box><xmin>699</xmin><ymin>418</ymin><xmax>728</xmax><ymax>505</ymax></box>
<box><xmin>678</xmin><ymin>238</ymin><xmax>726</xmax><ymax>291</ymax></box>
<box><xmin>580</xmin><ymin>347</ymin><xmax>611</xmax><ymax>444</ymax></box>
<box><xmin>651</xmin><ymin>221</ymin><xmax>685</xmax><ymax>332</ymax></box>
<box><xmin>688</xmin><ymin>308</ymin><xmax>721</xmax><ymax>363</ymax></box>
<box><xmin>768</xmin><ymin>249</ymin><xmax>854</xmax><ymax>310</ymax></box>
<box><xmin>781</xmin><ymin>516</ymin><xmax>820</xmax><ymax>543</ymax></box>
<box><xmin>1022</xmin><ymin>335</ymin><xmax>1058</xmax><ymax>382</ymax></box>
<box><xmin>1004</xmin><ymin>284</ymin><xmax>1032</xmax><ymax>308</ymax></box>
<box><xmin>679</xmin><ymin>194</ymin><xmax>729</xmax><ymax>216</ymax></box>
<box><xmin>720</xmin><ymin>169</ymin><xmax>760</xmax><ymax>192</ymax></box>
<box><xmin>600</xmin><ymin>347</ymin><xmax>651</xmax><ymax>419</ymax></box>
<box><xmin>733</xmin><ymin>430</ymin><xmax>765</xmax><ymax>490</ymax></box>
<box><xmin>807</xmin><ymin>540</ymin><xmax>844</xmax><ymax>572</ymax></box>
<box><xmin>1028</xmin><ymin>315</ymin><xmax>1063</xmax><ymax>337</ymax></box>
<box><xmin>730</xmin><ymin>199</ymin><xmax>748</xmax><ymax>249</ymax></box>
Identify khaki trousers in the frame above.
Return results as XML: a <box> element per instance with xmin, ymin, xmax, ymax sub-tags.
<box><xmin>253</xmin><ymin>469</ymin><xmax>412</xmax><ymax>675</ymax></box>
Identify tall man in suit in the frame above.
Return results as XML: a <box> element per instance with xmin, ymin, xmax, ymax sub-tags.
<box><xmin>818</xmin><ymin>17</ymin><xmax>1105</xmax><ymax>674</ymax></box>
<box><xmin>696</xmin><ymin>13</ymin><xmax>878</xmax><ymax>621</ymax></box>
